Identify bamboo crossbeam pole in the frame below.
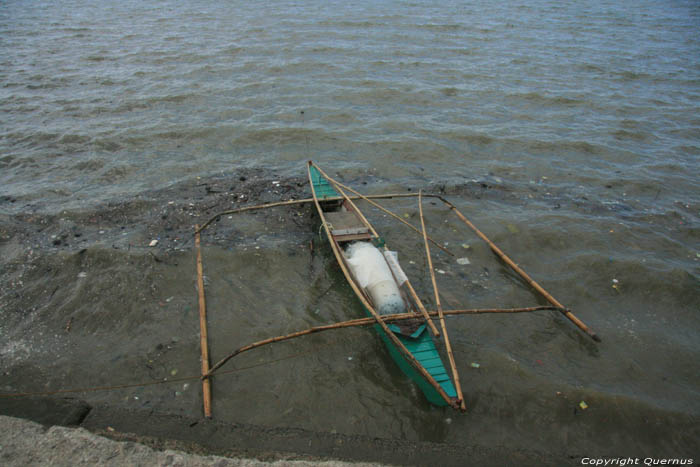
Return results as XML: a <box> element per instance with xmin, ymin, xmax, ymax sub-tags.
<box><xmin>306</xmin><ymin>167</ymin><xmax>453</xmax><ymax>257</ymax></box>
<box><xmin>438</xmin><ymin>197</ymin><xmax>601</xmax><ymax>342</ymax></box>
<box><xmin>419</xmin><ymin>191</ymin><xmax>466</xmax><ymax>411</ymax></box>
<box><xmin>194</xmin><ymin>225</ymin><xmax>213</xmax><ymax>418</ymax></box>
<box><xmin>204</xmin><ymin>306</ymin><xmax>564</xmax><ymax>378</ymax></box>
<box><xmin>307</xmin><ymin>162</ymin><xmax>459</xmax><ymax>409</ymax></box>
<box><xmin>196</xmin><ymin>192</ymin><xmax>443</xmax><ymax>234</ymax></box>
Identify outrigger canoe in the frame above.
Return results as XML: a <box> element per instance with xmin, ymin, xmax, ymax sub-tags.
<box><xmin>196</xmin><ymin>162</ymin><xmax>599</xmax><ymax>417</ymax></box>
<box><xmin>308</xmin><ymin>162</ymin><xmax>460</xmax><ymax>408</ymax></box>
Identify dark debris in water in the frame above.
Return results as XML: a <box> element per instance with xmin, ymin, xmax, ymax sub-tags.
<box><xmin>0</xmin><ymin>168</ymin><xmax>312</xmax><ymax>258</ymax></box>
<box><xmin>0</xmin><ymin>168</ymin><xmax>321</xmax><ymax>416</ymax></box>
<box><xmin>0</xmin><ymin>168</ymin><xmax>314</xmax><ymax>337</ymax></box>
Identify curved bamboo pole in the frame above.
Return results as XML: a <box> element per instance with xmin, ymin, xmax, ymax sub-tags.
<box><xmin>419</xmin><ymin>191</ymin><xmax>466</xmax><ymax>411</ymax></box>
<box><xmin>437</xmin><ymin>196</ymin><xmax>600</xmax><ymax>342</ymax></box>
<box><xmin>203</xmin><ymin>306</ymin><xmax>565</xmax><ymax>378</ymax></box>
<box><xmin>307</xmin><ymin>162</ymin><xmax>459</xmax><ymax>409</ymax></box>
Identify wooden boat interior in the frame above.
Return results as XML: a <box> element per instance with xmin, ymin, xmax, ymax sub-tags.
<box><xmin>319</xmin><ymin>198</ymin><xmax>424</xmax><ymax>334</ymax></box>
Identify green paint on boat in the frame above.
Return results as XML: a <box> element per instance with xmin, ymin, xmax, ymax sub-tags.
<box><xmin>309</xmin><ymin>165</ymin><xmax>339</xmax><ymax>199</ymax></box>
<box><xmin>366</xmin><ymin>307</ymin><xmax>458</xmax><ymax>406</ymax></box>
<box><xmin>310</xmin><ymin>163</ymin><xmax>458</xmax><ymax>406</ymax></box>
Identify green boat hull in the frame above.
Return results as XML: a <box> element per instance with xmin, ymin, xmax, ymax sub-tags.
<box><xmin>309</xmin><ymin>164</ymin><xmax>457</xmax><ymax>406</ymax></box>
<box><xmin>364</xmin><ymin>307</ymin><xmax>458</xmax><ymax>406</ymax></box>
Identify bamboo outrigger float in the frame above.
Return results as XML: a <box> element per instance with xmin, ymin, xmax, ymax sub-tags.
<box><xmin>197</xmin><ymin>161</ymin><xmax>599</xmax><ymax>416</ymax></box>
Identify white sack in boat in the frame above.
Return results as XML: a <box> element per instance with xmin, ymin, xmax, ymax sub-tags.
<box><xmin>344</xmin><ymin>242</ymin><xmax>406</xmax><ymax>315</ymax></box>
<box><xmin>383</xmin><ymin>250</ymin><xmax>408</xmax><ymax>286</ymax></box>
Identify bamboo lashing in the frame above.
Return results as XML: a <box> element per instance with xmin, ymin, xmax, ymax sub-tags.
<box><xmin>203</xmin><ymin>306</ymin><xmax>565</xmax><ymax>378</ymax></box>
<box><xmin>307</xmin><ymin>162</ymin><xmax>459</xmax><ymax>409</ymax></box>
<box><xmin>418</xmin><ymin>191</ymin><xmax>466</xmax><ymax>411</ymax></box>
<box><xmin>437</xmin><ymin>197</ymin><xmax>601</xmax><ymax>342</ymax></box>
<box><xmin>310</xmin><ymin>163</ymin><xmax>441</xmax><ymax>337</ymax></box>
<box><xmin>195</xmin><ymin>225</ymin><xmax>213</xmax><ymax>418</ymax></box>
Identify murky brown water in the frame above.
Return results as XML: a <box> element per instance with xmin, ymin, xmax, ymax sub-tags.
<box><xmin>1</xmin><ymin>0</ymin><xmax>698</xmax><ymax>460</ymax></box>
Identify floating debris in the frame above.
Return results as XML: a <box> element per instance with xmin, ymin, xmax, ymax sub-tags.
<box><xmin>457</xmin><ymin>257</ymin><xmax>471</xmax><ymax>265</ymax></box>
<box><xmin>470</xmin><ymin>362</ymin><xmax>480</xmax><ymax>369</ymax></box>
<box><xmin>149</xmin><ymin>239</ymin><xmax>158</xmax><ymax>247</ymax></box>
<box><xmin>612</xmin><ymin>279</ymin><xmax>621</xmax><ymax>292</ymax></box>
<box><xmin>579</xmin><ymin>401</ymin><xmax>589</xmax><ymax>410</ymax></box>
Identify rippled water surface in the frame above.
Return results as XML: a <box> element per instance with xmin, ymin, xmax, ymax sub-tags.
<box><xmin>1</xmin><ymin>0</ymin><xmax>698</xmax><ymax>460</ymax></box>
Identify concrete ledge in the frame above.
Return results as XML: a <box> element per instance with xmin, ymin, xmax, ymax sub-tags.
<box><xmin>1</xmin><ymin>397</ymin><xmax>558</xmax><ymax>466</ymax></box>
<box><xmin>0</xmin><ymin>396</ymin><xmax>91</xmax><ymax>427</ymax></box>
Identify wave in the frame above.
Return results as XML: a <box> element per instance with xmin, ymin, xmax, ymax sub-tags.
<box><xmin>507</xmin><ymin>91</ymin><xmax>586</xmax><ymax>107</ymax></box>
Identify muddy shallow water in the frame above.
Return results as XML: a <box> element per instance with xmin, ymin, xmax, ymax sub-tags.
<box><xmin>1</xmin><ymin>0</ymin><xmax>699</xmax><ymax>461</ymax></box>
<box><xmin>1</xmin><ymin>170</ymin><xmax>698</xmax><ymax>460</ymax></box>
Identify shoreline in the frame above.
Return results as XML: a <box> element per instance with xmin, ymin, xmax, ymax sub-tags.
<box><xmin>0</xmin><ymin>396</ymin><xmax>557</xmax><ymax>465</ymax></box>
<box><xmin>1</xmin><ymin>169</ymin><xmax>697</xmax><ymax>463</ymax></box>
